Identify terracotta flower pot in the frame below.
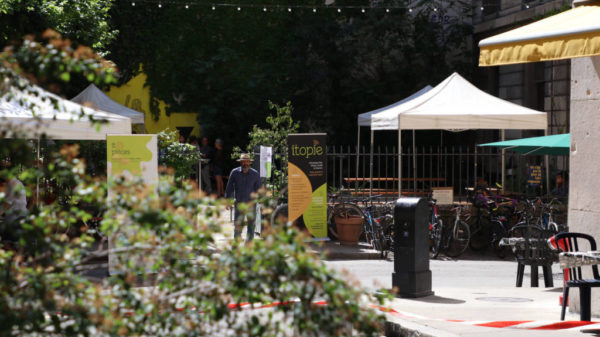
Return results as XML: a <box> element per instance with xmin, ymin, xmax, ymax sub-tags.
<box><xmin>334</xmin><ymin>215</ymin><xmax>364</xmax><ymax>245</ymax></box>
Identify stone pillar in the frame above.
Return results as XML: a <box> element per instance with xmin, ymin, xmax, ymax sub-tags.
<box><xmin>568</xmin><ymin>55</ymin><xmax>600</xmax><ymax>316</ymax></box>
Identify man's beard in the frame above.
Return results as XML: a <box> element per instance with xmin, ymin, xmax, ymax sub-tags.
<box><xmin>242</xmin><ymin>165</ymin><xmax>250</xmax><ymax>173</ymax></box>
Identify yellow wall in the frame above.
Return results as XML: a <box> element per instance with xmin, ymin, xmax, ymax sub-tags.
<box><xmin>106</xmin><ymin>72</ymin><xmax>201</xmax><ymax>137</ymax></box>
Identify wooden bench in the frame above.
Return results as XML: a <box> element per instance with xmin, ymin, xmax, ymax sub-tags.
<box><xmin>344</xmin><ymin>177</ymin><xmax>446</xmax><ymax>183</ymax></box>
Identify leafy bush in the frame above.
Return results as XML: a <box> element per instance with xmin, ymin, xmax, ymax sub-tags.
<box><xmin>157</xmin><ymin>129</ymin><xmax>202</xmax><ymax>179</ymax></box>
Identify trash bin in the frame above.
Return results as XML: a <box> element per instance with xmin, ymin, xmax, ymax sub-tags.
<box><xmin>392</xmin><ymin>197</ymin><xmax>434</xmax><ymax>298</ymax></box>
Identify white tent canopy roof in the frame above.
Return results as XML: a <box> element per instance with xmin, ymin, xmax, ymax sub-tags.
<box><xmin>72</xmin><ymin>84</ymin><xmax>145</xmax><ymax>124</ymax></box>
<box><xmin>370</xmin><ymin>72</ymin><xmax>547</xmax><ymax>131</ymax></box>
<box><xmin>0</xmin><ymin>85</ymin><xmax>131</xmax><ymax>140</ymax></box>
<box><xmin>357</xmin><ymin>85</ymin><xmax>433</xmax><ymax>127</ymax></box>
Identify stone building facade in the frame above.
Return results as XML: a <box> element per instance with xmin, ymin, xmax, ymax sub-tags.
<box><xmin>472</xmin><ymin>0</ymin><xmax>572</xmax><ymax>170</ymax></box>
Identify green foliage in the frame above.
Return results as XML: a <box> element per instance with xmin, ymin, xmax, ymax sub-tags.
<box><xmin>233</xmin><ymin>101</ymin><xmax>299</xmax><ymax>191</ymax></box>
<box><xmin>157</xmin><ymin>129</ymin><xmax>202</xmax><ymax>179</ymax></box>
<box><xmin>0</xmin><ymin>0</ymin><xmax>117</xmax><ymax>53</ymax></box>
<box><xmin>0</xmin><ymin>145</ymin><xmax>388</xmax><ymax>336</ymax></box>
<box><xmin>0</xmin><ymin>34</ymin><xmax>389</xmax><ymax>336</ymax></box>
<box><xmin>108</xmin><ymin>1</ymin><xmax>473</xmax><ymax>146</ymax></box>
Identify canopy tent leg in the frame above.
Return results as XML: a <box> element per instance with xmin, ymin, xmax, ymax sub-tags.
<box><xmin>369</xmin><ymin>129</ymin><xmax>374</xmax><ymax>198</ymax></box>
<box><xmin>398</xmin><ymin>130</ymin><xmax>402</xmax><ymax>197</ymax></box>
<box><xmin>356</xmin><ymin>125</ymin><xmax>361</xmax><ymax>185</ymax></box>
<box><xmin>501</xmin><ymin>129</ymin><xmax>506</xmax><ymax>193</ymax></box>
<box><xmin>412</xmin><ymin>130</ymin><xmax>416</xmax><ymax>194</ymax></box>
<box><xmin>36</xmin><ymin>138</ymin><xmax>40</xmax><ymax>207</ymax></box>
<box><xmin>545</xmin><ymin>128</ymin><xmax>550</xmax><ymax>196</ymax></box>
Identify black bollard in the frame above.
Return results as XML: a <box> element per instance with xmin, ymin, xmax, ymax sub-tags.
<box><xmin>392</xmin><ymin>197</ymin><xmax>434</xmax><ymax>298</ymax></box>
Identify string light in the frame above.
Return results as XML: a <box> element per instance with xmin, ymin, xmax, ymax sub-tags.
<box><xmin>525</xmin><ymin>4</ymin><xmax>530</xmax><ymax>8</ymax></box>
<box><xmin>120</xmin><ymin>0</ymin><xmax>493</xmax><ymax>17</ymax></box>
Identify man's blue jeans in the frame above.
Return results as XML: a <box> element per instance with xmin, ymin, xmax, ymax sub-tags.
<box><xmin>234</xmin><ymin>203</ymin><xmax>256</xmax><ymax>241</ymax></box>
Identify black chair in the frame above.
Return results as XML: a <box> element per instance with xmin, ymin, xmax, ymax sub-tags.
<box><xmin>553</xmin><ymin>232</ymin><xmax>600</xmax><ymax>321</ymax></box>
<box><xmin>509</xmin><ymin>224</ymin><xmax>557</xmax><ymax>287</ymax></box>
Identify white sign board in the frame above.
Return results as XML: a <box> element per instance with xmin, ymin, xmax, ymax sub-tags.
<box><xmin>260</xmin><ymin>146</ymin><xmax>272</xmax><ymax>178</ymax></box>
<box><xmin>432</xmin><ymin>187</ymin><xmax>454</xmax><ymax>205</ymax></box>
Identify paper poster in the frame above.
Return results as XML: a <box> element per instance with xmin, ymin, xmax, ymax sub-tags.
<box><xmin>527</xmin><ymin>165</ymin><xmax>542</xmax><ymax>187</ymax></box>
<box><xmin>432</xmin><ymin>187</ymin><xmax>454</xmax><ymax>205</ymax></box>
<box><xmin>260</xmin><ymin>146</ymin><xmax>272</xmax><ymax>178</ymax></box>
<box><xmin>288</xmin><ymin>133</ymin><xmax>327</xmax><ymax>239</ymax></box>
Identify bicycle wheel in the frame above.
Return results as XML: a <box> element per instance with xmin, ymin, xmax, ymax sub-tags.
<box><xmin>491</xmin><ymin>221</ymin><xmax>509</xmax><ymax>259</ymax></box>
<box><xmin>429</xmin><ymin>217</ymin><xmax>443</xmax><ymax>259</ymax></box>
<box><xmin>445</xmin><ymin>220</ymin><xmax>470</xmax><ymax>258</ymax></box>
<box><xmin>469</xmin><ymin>218</ymin><xmax>487</xmax><ymax>251</ymax></box>
<box><xmin>271</xmin><ymin>203</ymin><xmax>305</xmax><ymax>230</ymax></box>
<box><xmin>327</xmin><ymin>203</ymin><xmax>364</xmax><ymax>240</ymax></box>
<box><xmin>371</xmin><ymin>221</ymin><xmax>386</xmax><ymax>257</ymax></box>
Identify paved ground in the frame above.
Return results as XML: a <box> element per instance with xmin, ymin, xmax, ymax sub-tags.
<box><xmin>86</xmin><ymin>207</ymin><xmax>599</xmax><ymax>336</ymax></box>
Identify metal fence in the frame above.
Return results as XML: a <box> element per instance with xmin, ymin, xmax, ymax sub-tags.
<box><xmin>326</xmin><ymin>145</ymin><xmax>560</xmax><ymax>200</ymax></box>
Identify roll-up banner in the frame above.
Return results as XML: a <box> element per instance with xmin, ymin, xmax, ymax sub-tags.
<box><xmin>106</xmin><ymin>134</ymin><xmax>159</xmax><ymax>274</ymax></box>
<box><xmin>287</xmin><ymin>133</ymin><xmax>327</xmax><ymax>239</ymax></box>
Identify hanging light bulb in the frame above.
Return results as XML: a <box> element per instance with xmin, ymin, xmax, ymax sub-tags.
<box><xmin>131</xmin><ymin>1</ymin><xmax>135</xmax><ymax>6</ymax></box>
<box><xmin>237</xmin><ymin>6</ymin><xmax>241</xmax><ymax>11</ymax></box>
<box><xmin>313</xmin><ymin>8</ymin><xmax>316</xmax><ymax>12</ymax></box>
<box><xmin>386</xmin><ymin>8</ymin><xmax>389</xmax><ymax>13</ymax></box>
<box><xmin>409</xmin><ymin>8</ymin><xmax>413</xmax><ymax>12</ymax></box>
<box><xmin>480</xmin><ymin>6</ymin><xmax>484</xmax><ymax>10</ymax></box>
<box><xmin>263</xmin><ymin>7</ymin><xmax>267</xmax><ymax>11</ymax></box>
<box><xmin>433</xmin><ymin>7</ymin><xmax>437</xmax><ymax>12</ymax></box>
<box><xmin>158</xmin><ymin>3</ymin><xmax>162</xmax><ymax>8</ymax></box>
<box><xmin>185</xmin><ymin>4</ymin><xmax>189</xmax><ymax>9</ymax></box>
<box><xmin>526</xmin><ymin>4</ymin><xmax>530</xmax><ymax>8</ymax></box>
<box><xmin>337</xmin><ymin>8</ymin><xmax>341</xmax><ymax>13</ymax></box>
<box><xmin>361</xmin><ymin>8</ymin><xmax>365</xmax><ymax>13</ymax></box>
<box><xmin>288</xmin><ymin>7</ymin><xmax>291</xmax><ymax>12</ymax></box>
<box><xmin>211</xmin><ymin>5</ymin><xmax>215</xmax><ymax>10</ymax></box>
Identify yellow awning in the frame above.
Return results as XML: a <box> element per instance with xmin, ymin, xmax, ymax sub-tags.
<box><xmin>479</xmin><ymin>5</ymin><xmax>600</xmax><ymax>66</ymax></box>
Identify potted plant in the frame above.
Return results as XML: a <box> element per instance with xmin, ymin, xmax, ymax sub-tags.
<box><xmin>334</xmin><ymin>208</ymin><xmax>364</xmax><ymax>246</ymax></box>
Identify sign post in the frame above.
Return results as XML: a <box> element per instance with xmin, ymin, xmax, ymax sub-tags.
<box><xmin>287</xmin><ymin>133</ymin><xmax>327</xmax><ymax>239</ymax></box>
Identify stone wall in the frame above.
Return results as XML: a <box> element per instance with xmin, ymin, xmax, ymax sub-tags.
<box><xmin>568</xmin><ymin>55</ymin><xmax>600</xmax><ymax>316</ymax></box>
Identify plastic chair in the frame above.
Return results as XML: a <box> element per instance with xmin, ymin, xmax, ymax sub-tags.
<box><xmin>509</xmin><ymin>224</ymin><xmax>557</xmax><ymax>287</ymax></box>
<box><xmin>552</xmin><ymin>232</ymin><xmax>600</xmax><ymax>321</ymax></box>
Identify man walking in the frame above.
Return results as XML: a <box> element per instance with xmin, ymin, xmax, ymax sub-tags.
<box><xmin>225</xmin><ymin>153</ymin><xmax>261</xmax><ymax>241</ymax></box>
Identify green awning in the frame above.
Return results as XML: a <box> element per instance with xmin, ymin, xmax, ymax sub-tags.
<box><xmin>479</xmin><ymin>133</ymin><xmax>570</xmax><ymax>155</ymax></box>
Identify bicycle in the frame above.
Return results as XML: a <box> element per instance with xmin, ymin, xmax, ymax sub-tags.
<box><xmin>359</xmin><ymin>194</ymin><xmax>390</xmax><ymax>258</ymax></box>
<box><xmin>428</xmin><ymin>198</ymin><xmax>444</xmax><ymax>259</ymax></box>
<box><xmin>441</xmin><ymin>203</ymin><xmax>471</xmax><ymax>258</ymax></box>
<box><xmin>327</xmin><ymin>193</ymin><xmax>364</xmax><ymax>241</ymax></box>
<box><xmin>468</xmin><ymin>193</ymin><xmax>511</xmax><ymax>258</ymax></box>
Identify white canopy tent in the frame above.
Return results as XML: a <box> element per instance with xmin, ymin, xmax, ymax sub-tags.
<box><xmin>71</xmin><ymin>84</ymin><xmax>145</xmax><ymax>126</ymax></box>
<box><xmin>368</xmin><ymin>72</ymin><xmax>548</xmax><ymax>195</ymax></box>
<box><xmin>0</xmin><ymin>84</ymin><xmax>132</xmax><ymax>204</ymax></box>
<box><xmin>355</xmin><ymin>85</ymin><xmax>433</xmax><ymax>189</ymax></box>
<box><xmin>1</xmin><ymin>85</ymin><xmax>132</xmax><ymax>140</ymax></box>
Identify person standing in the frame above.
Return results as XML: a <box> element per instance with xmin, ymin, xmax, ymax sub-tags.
<box><xmin>199</xmin><ymin>136</ymin><xmax>213</xmax><ymax>195</ymax></box>
<box><xmin>225</xmin><ymin>153</ymin><xmax>261</xmax><ymax>241</ymax></box>
<box><xmin>213</xmin><ymin>138</ymin><xmax>226</xmax><ymax>198</ymax></box>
